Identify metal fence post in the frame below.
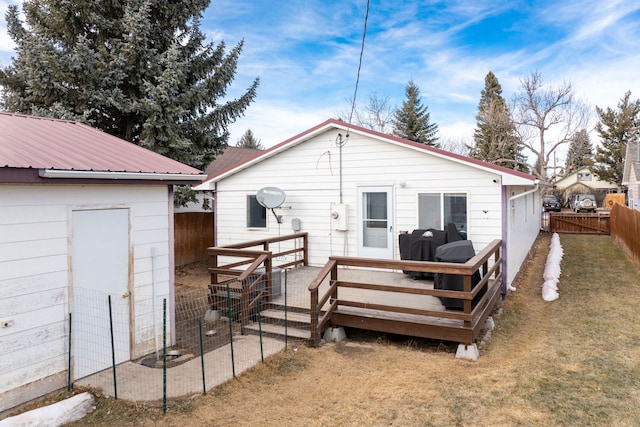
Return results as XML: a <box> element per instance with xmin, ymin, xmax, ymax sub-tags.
<box><xmin>107</xmin><ymin>295</ymin><xmax>118</xmax><ymax>400</ymax></box>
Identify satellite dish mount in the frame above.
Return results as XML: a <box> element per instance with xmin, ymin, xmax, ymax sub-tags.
<box><xmin>256</xmin><ymin>187</ymin><xmax>286</xmax><ymax>224</ymax></box>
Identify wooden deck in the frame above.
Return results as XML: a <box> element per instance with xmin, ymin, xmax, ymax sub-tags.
<box><xmin>274</xmin><ymin>267</ymin><xmax>444</xmax><ymax>311</ymax></box>
<box><xmin>208</xmin><ymin>234</ymin><xmax>503</xmax><ymax>347</ymax></box>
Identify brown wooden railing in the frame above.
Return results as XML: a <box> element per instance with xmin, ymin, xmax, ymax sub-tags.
<box><xmin>308</xmin><ymin>239</ymin><xmax>503</xmax><ymax>346</ymax></box>
<box><xmin>207</xmin><ymin>232</ymin><xmax>308</xmax><ymax>332</ymax></box>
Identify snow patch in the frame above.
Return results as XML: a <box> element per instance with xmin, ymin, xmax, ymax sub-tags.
<box><xmin>542</xmin><ymin>233</ymin><xmax>563</xmax><ymax>301</ymax></box>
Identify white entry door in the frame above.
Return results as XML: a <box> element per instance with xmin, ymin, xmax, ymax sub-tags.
<box><xmin>357</xmin><ymin>186</ymin><xmax>394</xmax><ymax>259</ymax></box>
<box><xmin>72</xmin><ymin>208</ymin><xmax>131</xmax><ymax>379</ymax></box>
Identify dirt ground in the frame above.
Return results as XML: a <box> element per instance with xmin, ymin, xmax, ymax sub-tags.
<box><xmin>16</xmin><ymin>233</ymin><xmax>640</xmax><ymax>425</ymax></box>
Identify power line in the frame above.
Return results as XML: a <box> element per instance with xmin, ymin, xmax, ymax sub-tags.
<box><xmin>347</xmin><ymin>0</ymin><xmax>370</xmax><ymax>132</ymax></box>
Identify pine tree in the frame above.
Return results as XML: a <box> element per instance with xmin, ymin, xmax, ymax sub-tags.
<box><xmin>236</xmin><ymin>129</ymin><xmax>264</xmax><ymax>149</ymax></box>
<box><xmin>0</xmin><ymin>0</ymin><xmax>259</xmax><ymax>173</ymax></box>
<box><xmin>592</xmin><ymin>91</ymin><xmax>640</xmax><ymax>185</ymax></box>
<box><xmin>393</xmin><ymin>80</ymin><xmax>438</xmax><ymax>146</ymax></box>
<box><xmin>564</xmin><ymin>128</ymin><xmax>593</xmax><ymax>173</ymax></box>
<box><xmin>472</xmin><ymin>71</ymin><xmax>526</xmax><ymax>171</ymax></box>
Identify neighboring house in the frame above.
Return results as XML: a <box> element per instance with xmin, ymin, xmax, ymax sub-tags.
<box><xmin>175</xmin><ymin>146</ymin><xmax>261</xmax><ymax>213</ymax></box>
<box><xmin>0</xmin><ymin>113</ymin><xmax>204</xmax><ymax>413</ymax></box>
<box><xmin>622</xmin><ymin>141</ymin><xmax>640</xmax><ymax>210</ymax></box>
<box><xmin>554</xmin><ymin>166</ymin><xmax>619</xmax><ymax>208</ymax></box>
<box><xmin>554</xmin><ymin>166</ymin><xmax>618</xmax><ymax>191</ymax></box>
<box><xmin>195</xmin><ymin>119</ymin><xmax>541</xmax><ymax>291</ymax></box>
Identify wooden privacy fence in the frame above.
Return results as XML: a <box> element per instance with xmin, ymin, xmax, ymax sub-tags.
<box><xmin>548</xmin><ymin>212</ymin><xmax>611</xmax><ymax>234</ymax></box>
<box><xmin>174</xmin><ymin>212</ymin><xmax>214</xmax><ymax>266</ymax></box>
<box><xmin>610</xmin><ymin>203</ymin><xmax>640</xmax><ymax>269</ymax></box>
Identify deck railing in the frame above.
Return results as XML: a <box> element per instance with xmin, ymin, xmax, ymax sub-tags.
<box><xmin>308</xmin><ymin>239</ymin><xmax>503</xmax><ymax>346</ymax></box>
<box><xmin>207</xmin><ymin>232</ymin><xmax>308</xmax><ymax>331</ymax></box>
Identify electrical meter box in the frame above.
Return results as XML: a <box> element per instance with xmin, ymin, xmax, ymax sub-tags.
<box><xmin>330</xmin><ymin>203</ymin><xmax>348</xmax><ymax>231</ymax></box>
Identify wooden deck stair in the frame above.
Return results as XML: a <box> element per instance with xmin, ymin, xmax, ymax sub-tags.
<box><xmin>243</xmin><ymin>304</ymin><xmax>323</xmax><ymax>344</ymax></box>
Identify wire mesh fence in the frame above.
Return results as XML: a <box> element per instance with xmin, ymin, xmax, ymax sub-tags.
<box><xmin>69</xmin><ymin>267</ymin><xmax>319</xmax><ymax>411</ymax></box>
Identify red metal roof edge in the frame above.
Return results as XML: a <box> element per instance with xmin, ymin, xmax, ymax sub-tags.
<box><xmin>200</xmin><ymin>118</ymin><xmax>538</xmax><ymax>184</ymax></box>
<box><xmin>0</xmin><ymin>112</ymin><xmax>204</xmax><ymax>176</ymax></box>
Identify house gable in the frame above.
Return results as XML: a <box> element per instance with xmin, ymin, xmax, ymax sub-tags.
<box><xmin>195</xmin><ymin>119</ymin><xmax>537</xmax><ymax>190</ymax></box>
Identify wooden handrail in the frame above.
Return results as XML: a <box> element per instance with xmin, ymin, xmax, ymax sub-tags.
<box><xmin>207</xmin><ymin>232</ymin><xmax>308</xmax><ymax>335</ymax></box>
<box><xmin>309</xmin><ymin>239</ymin><xmax>503</xmax><ymax>346</ymax></box>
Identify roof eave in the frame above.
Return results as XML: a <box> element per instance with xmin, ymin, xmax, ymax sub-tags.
<box><xmin>39</xmin><ymin>169</ymin><xmax>205</xmax><ymax>182</ymax></box>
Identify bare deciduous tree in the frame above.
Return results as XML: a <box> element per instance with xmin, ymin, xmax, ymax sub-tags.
<box><xmin>336</xmin><ymin>92</ymin><xmax>395</xmax><ymax>134</ymax></box>
<box><xmin>511</xmin><ymin>71</ymin><xmax>591</xmax><ymax>181</ymax></box>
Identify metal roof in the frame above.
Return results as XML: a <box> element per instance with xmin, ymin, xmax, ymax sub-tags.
<box><xmin>0</xmin><ymin>112</ymin><xmax>203</xmax><ymax>177</ymax></box>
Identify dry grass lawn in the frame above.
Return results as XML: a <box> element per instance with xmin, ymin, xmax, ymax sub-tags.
<box><xmin>56</xmin><ymin>234</ymin><xmax>640</xmax><ymax>425</ymax></box>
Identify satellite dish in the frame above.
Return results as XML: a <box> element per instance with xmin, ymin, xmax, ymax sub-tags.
<box><xmin>256</xmin><ymin>187</ymin><xmax>286</xmax><ymax>209</ymax></box>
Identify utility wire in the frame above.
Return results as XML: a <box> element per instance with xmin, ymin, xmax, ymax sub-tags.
<box><xmin>347</xmin><ymin>0</ymin><xmax>370</xmax><ymax>134</ymax></box>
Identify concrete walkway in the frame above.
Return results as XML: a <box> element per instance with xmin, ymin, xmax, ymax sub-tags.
<box><xmin>76</xmin><ymin>335</ymin><xmax>286</xmax><ymax>402</ymax></box>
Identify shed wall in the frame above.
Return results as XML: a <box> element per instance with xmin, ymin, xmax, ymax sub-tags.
<box><xmin>0</xmin><ymin>184</ymin><xmax>172</xmax><ymax>412</ymax></box>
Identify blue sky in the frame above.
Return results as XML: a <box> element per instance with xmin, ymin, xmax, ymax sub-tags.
<box><xmin>2</xmin><ymin>0</ymin><xmax>640</xmax><ymax>153</ymax></box>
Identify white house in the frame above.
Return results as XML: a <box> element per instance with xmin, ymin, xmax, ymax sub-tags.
<box><xmin>0</xmin><ymin>113</ymin><xmax>204</xmax><ymax>413</ymax></box>
<box><xmin>554</xmin><ymin>166</ymin><xmax>619</xmax><ymax>192</ymax></box>
<box><xmin>622</xmin><ymin>141</ymin><xmax>639</xmax><ymax>210</ymax></box>
<box><xmin>195</xmin><ymin>119</ymin><xmax>541</xmax><ymax>291</ymax></box>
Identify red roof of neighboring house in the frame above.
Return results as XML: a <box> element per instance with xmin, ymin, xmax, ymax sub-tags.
<box><xmin>0</xmin><ymin>113</ymin><xmax>204</xmax><ymax>182</ymax></box>
<box><xmin>204</xmin><ymin>146</ymin><xmax>262</xmax><ymax>177</ymax></box>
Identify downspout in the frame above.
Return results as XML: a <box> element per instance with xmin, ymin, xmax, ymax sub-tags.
<box><xmin>508</xmin><ymin>180</ymin><xmax>540</xmax><ymax>202</ymax></box>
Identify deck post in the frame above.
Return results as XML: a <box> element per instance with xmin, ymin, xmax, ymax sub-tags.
<box><xmin>463</xmin><ymin>274</ymin><xmax>472</xmax><ymax>328</ymax></box>
<box><xmin>208</xmin><ymin>249</ymin><xmax>218</xmax><ymax>286</ymax></box>
<box><xmin>310</xmin><ymin>288</ymin><xmax>319</xmax><ymax>346</ymax></box>
<box><xmin>330</xmin><ymin>264</ymin><xmax>338</xmax><ymax>303</ymax></box>
<box><xmin>240</xmin><ymin>277</ymin><xmax>250</xmax><ymax>334</ymax></box>
<box><xmin>303</xmin><ymin>233</ymin><xmax>309</xmax><ymax>266</ymax></box>
<box><xmin>265</xmin><ymin>253</ymin><xmax>273</xmax><ymax>302</ymax></box>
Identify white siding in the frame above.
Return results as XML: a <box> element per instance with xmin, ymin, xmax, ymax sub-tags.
<box><xmin>506</xmin><ymin>186</ymin><xmax>542</xmax><ymax>285</ymax></box>
<box><xmin>0</xmin><ymin>184</ymin><xmax>172</xmax><ymax>411</ymax></box>
<box><xmin>214</xmin><ymin>128</ymin><xmax>536</xmax><ymax>283</ymax></box>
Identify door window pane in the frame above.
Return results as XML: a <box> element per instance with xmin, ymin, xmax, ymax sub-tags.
<box><xmin>363</xmin><ymin>191</ymin><xmax>387</xmax><ymax>248</ymax></box>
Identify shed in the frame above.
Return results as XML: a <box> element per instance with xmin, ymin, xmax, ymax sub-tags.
<box><xmin>195</xmin><ymin>119</ymin><xmax>541</xmax><ymax>290</ymax></box>
<box><xmin>0</xmin><ymin>113</ymin><xmax>204</xmax><ymax>413</ymax></box>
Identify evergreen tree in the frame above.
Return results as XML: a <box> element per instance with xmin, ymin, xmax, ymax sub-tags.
<box><xmin>236</xmin><ymin>129</ymin><xmax>264</xmax><ymax>150</ymax></box>
<box><xmin>0</xmin><ymin>0</ymin><xmax>259</xmax><ymax>173</ymax></box>
<box><xmin>472</xmin><ymin>71</ymin><xmax>526</xmax><ymax>171</ymax></box>
<box><xmin>564</xmin><ymin>128</ymin><xmax>593</xmax><ymax>173</ymax></box>
<box><xmin>393</xmin><ymin>80</ymin><xmax>438</xmax><ymax>146</ymax></box>
<box><xmin>592</xmin><ymin>91</ymin><xmax>640</xmax><ymax>185</ymax></box>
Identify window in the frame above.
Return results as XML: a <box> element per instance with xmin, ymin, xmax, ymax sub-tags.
<box><xmin>247</xmin><ymin>195</ymin><xmax>266</xmax><ymax>228</ymax></box>
<box><xmin>578</xmin><ymin>172</ymin><xmax>592</xmax><ymax>181</ymax></box>
<box><xmin>418</xmin><ymin>193</ymin><xmax>467</xmax><ymax>238</ymax></box>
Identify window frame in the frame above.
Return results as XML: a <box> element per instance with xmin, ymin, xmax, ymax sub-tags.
<box><xmin>417</xmin><ymin>192</ymin><xmax>468</xmax><ymax>238</ymax></box>
<box><xmin>246</xmin><ymin>194</ymin><xmax>267</xmax><ymax>229</ymax></box>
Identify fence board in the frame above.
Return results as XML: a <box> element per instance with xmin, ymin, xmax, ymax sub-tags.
<box><xmin>610</xmin><ymin>204</ymin><xmax>640</xmax><ymax>270</ymax></box>
<box><xmin>174</xmin><ymin>212</ymin><xmax>213</xmax><ymax>266</ymax></box>
<box><xmin>549</xmin><ymin>212</ymin><xmax>610</xmax><ymax>234</ymax></box>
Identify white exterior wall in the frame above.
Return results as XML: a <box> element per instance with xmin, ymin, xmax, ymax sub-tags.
<box><xmin>215</xmin><ymin>129</ymin><xmax>534</xmax><ymax>285</ymax></box>
<box><xmin>505</xmin><ymin>186</ymin><xmax>542</xmax><ymax>286</ymax></box>
<box><xmin>629</xmin><ymin>167</ymin><xmax>638</xmax><ymax>209</ymax></box>
<box><xmin>0</xmin><ymin>184</ymin><xmax>172</xmax><ymax>412</ymax></box>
